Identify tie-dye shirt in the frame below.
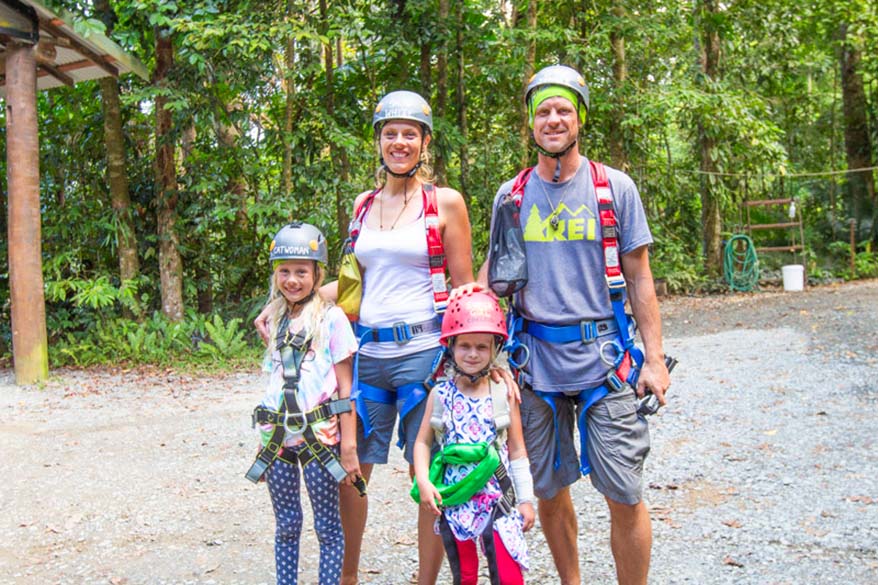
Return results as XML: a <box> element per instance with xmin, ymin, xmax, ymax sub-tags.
<box><xmin>259</xmin><ymin>305</ymin><xmax>358</xmax><ymax>447</ymax></box>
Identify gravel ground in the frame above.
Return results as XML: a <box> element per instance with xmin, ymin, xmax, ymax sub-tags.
<box><xmin>1</xmin><ymin>279</ymin><xmax>876</xmax><ymax>585</ymax></box>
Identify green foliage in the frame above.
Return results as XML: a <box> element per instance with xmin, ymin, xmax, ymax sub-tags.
<box><xmin>51</xmin><ymin>311</ymin><xmax>258</xmax><ymax>368</ymax></box>
<box><xmin>2</xmin><ymin>0</ymin><xmax>878</xmax><ymax>377</ymax></box>
<box><xmin>827</xmin><ymin>241</ymin><xmax>878</xmax><ymax>279</ymax></box>
<box><xmin>196</xmin><ymin>315</ymin><xmax>250</xmax><ymax>361</ymax></box>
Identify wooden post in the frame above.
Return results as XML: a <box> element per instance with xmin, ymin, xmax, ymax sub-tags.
<box><xmin>6</xmin><ymin>41</ymin><xmax>49</xmax><ymax>385</ymax></box>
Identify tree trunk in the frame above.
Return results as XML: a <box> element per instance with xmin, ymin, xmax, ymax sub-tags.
<box><xmin>839</xmin><ymin>23</ymin><xmax>876</xmax><ymax>241</ymax></box>
<box><xmin>282</xmin><ymin>0</ymin><xmax>297</xmax><ymax>202</ymax></box>
<box><xmin>100</xmin><ymin>77</ymin><xmax>140</xmax><ymax>284</ymax></box>
<box><xmin>697</xmin><ymin>0</ymin><xmax>722</xmax><ymax>276</ymax></box>
<box><xmin>519</xmin><ymin>0</ymin><xmax>537</xmax><ymax>168</ymax></box>
<box><xmin>6</xmin><ymin>41</ymin><xmax>49</xmax><ymax>384</ymax></box>
<box><xmin>214</xmin><ymin>100</ymin><xmax>249</xmax><ymax>231</ymax></box>
<box><xmin>419</xmin><ymin>38</ymin><xmax>432</xmax><ymax>101</ymax></box>
<box><xmin>456</xmin><ymin>2</ymin><xmax>468</xmax><ymax>198</ymax></box>
<box><xmin>433</xmin><ymin>0</ymin><xmax>450</xmax><ymax>186</ymax></box>
<box><xmin>96</xmin><ymin>0</ymin><xmax>139</xmax><ymax>291</ymax></box>
<box><xmin>154</xmin><ymin>29</ymin><xmax>184</xmax><ymax>321</ymax></box>
<box><xmin>609</xmin><ymin>2</ymin><xmax>629</xmax><ymax>172</ymax></box>
<box><xmin>320</xmin><ymin>0</ymin><xmax>350</xmax><ymax>242</ymax></box>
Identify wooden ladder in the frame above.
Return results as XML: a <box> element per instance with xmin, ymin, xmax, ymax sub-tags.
<box><xmin>744</xmin><ymin>197</ymin><xmax>806</xmax><ymax>258</ymax></box>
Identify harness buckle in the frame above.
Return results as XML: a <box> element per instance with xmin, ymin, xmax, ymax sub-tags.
<box><xmin>606</xmin><ymin>274</ymin><xmax>626</xmax><ymax>291</ymax></box>
<box><xmin>283</xmin><ymin>411</ymin><xmax>308</xmax><ymax>435</ymax></box>
<box><xmin>495</xmin><ymin>494</ymin><xmax>515</xmax><ymax>516</ymax></box>
<box><xmin>579</xmin><ymin>320</ymin><xmax>597</xmax><ymax>344</ymax></box>
<box><xmin>606</xmin><ymin>370</ymin><xmax>625</xmax><ymax>392</ymax></box>
<box><xmin>391</xmin><ymin>321</ymin><xmax>412</xmax><ymax>345</ymax></box>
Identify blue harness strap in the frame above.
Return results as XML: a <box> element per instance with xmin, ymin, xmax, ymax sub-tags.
<box><xmin>351</xmin><ymin>325</ymin><xmax>440</xmax><ymax>442</ymax></box>
<box><xmin>396</xmin><ymin>382</ymin><xmax>428</xmax><ymax>448</ymax></box>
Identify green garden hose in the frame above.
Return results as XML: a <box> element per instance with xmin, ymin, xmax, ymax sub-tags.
<box><xmin>724</xmin><ymin>234</ymin><xmax>760</xmax><ymax>292</ymax></box>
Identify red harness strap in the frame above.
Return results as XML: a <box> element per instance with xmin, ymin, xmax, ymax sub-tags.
<box><xmin>422</xmin><ymin>184</ymin><xmax>449</xmax><ymax>312</ymax></box>
<box><xmin>590</xmin><ymin>160</ymin><xmax>624</xmax><ymax>288</ymax></box>
<box><xmin>347</xmin><ymin>185</ymin><xmax>448</xmax><ymax>313</ymax></box>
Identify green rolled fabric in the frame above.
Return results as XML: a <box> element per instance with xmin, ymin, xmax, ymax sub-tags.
<box><xmin>410</xmin><ymin>442</ymin><xmax>500</xmax><ymax>508</ymax></box>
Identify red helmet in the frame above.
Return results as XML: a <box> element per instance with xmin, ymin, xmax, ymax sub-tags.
<box><xmin>439</xmin><ymin>291</ymin><xmax>508</xmax><ymax>346</ymax></box>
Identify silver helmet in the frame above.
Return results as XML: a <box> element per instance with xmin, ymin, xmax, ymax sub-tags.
<box><xmin>372</xmin><ymin>90</ymin><xmax>433</xmax><ymax>135</ymax></box>
<box><xmin>525</xmin><ymin>65</ymin><xmax>589</xmax><ymax>121</ymax></box>
<box><xmin>269</xmin><ymin>222</ymin><xmax>328</xmax><ymax>265</ymax></box>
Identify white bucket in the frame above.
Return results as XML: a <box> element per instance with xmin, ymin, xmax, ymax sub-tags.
<box><xmin>781</xmin><ymin>264</ymin><xmax>804</xmax><ymax>291</ymax></box>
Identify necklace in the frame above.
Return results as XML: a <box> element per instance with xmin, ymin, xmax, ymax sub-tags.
<box><xmin>379</xmin><ymin>183</ymin><xmax>416</xmax><ymax>230</ymax></box>
<box><xmin>537</xmin><ymin>171</ymin><xmax>576</xmax><ymax>230</ymax></box>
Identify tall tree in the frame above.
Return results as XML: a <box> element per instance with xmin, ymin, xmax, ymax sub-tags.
<box><xmin>609</xmin><ymin>1</ymin><xmax>630</xmax><ymax>171</ymax></box>
<box><xmin>696</xmin><ymin>0</ymin><xmax>723</xmax><ymax>275</ymax></box>
<box><xmin>319</xmin><ymin>0</ymin><xmax>351</xmax><ymax>238</ymax></box>
<box><xmin>96</xmin><ymin>0</ymin><xmax>139</xmax><ymax>288</ymax></box>
<box><xmin>838</xmin><ymin>22</ymin><xmax>876</xmax><ymax>239</ymax></box>
<box><xmin>154</xmin><ymin>27</ymin><xmax>184</xmax><ymax>321</ymax></box>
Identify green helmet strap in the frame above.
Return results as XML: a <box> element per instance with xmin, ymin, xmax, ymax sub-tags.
<box><xmin>409</xmin><ymin>442</ymin><xmax>500</xmax><ymax>508</ymax></box>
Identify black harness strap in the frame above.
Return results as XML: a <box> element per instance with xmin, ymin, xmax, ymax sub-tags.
<box><xmin>246</xmin><ymin>317</ymin><xmax>367</xmax><ymax>496</ymax></box>
<box><xmin>245</xmin><ymin>319</ymin><xmax>310</xmax><ymax>483</ymax></box>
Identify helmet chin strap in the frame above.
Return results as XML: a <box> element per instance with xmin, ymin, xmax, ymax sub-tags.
<box><xmin>380</xmin><ymin>158</ymin><xmax>422</xmax><ymax>178</ymax></box>
<box><xmin>533</xmin><ymin>136</ymin><xmax>578</xmax><ymax>182</ymax></box>
<box><xmin>452</xmin><ymin>360</ymin><xmax>492</xmax><ymax>384</ymax></box>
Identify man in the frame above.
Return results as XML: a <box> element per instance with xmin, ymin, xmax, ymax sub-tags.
<box><xmin>475</xmin><ymin>64</ymin><xmax>670</xmax><ymax>585</ymax></box>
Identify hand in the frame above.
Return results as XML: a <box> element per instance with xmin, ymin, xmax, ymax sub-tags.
<box><xmin>340</xmin><ymin>443</ymin><xmax>362</xmax><ymax>486</ymax></box>
<box><xmin>636</xmin><ymin>357</ymin><xmax>670</xmax><ymax>406</ymax></box>
<box><xmin>417</xmin><ymin>480</ymin><xmax>443</xmax><ymax>516</ymax></box>
<box><xmin>254</xmin><ymin>304</ymin><xmax>272</xmax><ymax>345</ymax></box>
<box><xmin>449</xmin><ymin>282</ymin><xmax>484</xmax><ymax>300</ymax></box>
<box><xmin>490</xmin><ymin>368</ymin><xmax>521</xmax><ymax>404</ymax></box>
<box><xmin>518</xmin><ymin>502</ymin><xmax>535</xmax><ymax>532</ymax></box>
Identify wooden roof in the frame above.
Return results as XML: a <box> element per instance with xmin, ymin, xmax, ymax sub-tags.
<box><xmin>0</xmin><ymin>0</ymin><xmax>148</xmax><ymax>96</ymax></box>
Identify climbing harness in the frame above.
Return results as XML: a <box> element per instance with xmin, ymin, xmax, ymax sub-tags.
<box><xmin>346</xmin><ymin>184</ymin><xmax>448</xmax><ymax>447</ymax></box>
<box><xmin>246</xmin><ymin>317</ymin><xmax>367</xmax><ymax>496</ymax></box>
<box><xmin>347</xmin><ymin>183</ymin><xmax>448</xmax><ymax>315</ymax></box>
<box><xmin>412</xmin><ymin>379</ymin><xmax>520</xmax><ymax>585</ymax></box>
<box><xmin>723</xmin><ymin>234</ymin><xmax>760</xmax><ymax>292</ymax></box>
<box><xmin>499</xmin><ymin>160</ymin><xmax>648</xmax><ymax>476</ymax></box>
<box><xmin>411</xmin><ymin>379</ymin><xmax>517</xmax><ymax>514</ymax></box>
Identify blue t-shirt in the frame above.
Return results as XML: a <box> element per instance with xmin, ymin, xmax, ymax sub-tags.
<box><xmin>491</xmin><ymin>156</ymin><xmax>652</xmax><ymax>392</ymax></box>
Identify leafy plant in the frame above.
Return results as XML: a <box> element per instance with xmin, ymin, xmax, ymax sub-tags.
<box><xmin>196</xmin><ymin>314</ymin><xmax>250</xmax><ymax>361</ymax></box>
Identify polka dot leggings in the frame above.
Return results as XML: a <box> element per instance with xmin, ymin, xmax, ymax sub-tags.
<box><xmin>266</xmin><ymin>447</ymin><xmax>343</xmax><ymax>585</ymax></box>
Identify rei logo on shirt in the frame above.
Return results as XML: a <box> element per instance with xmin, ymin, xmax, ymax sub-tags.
<box><xmin>522</xmin><ymin>204</ymin><xmax>597</xmax><ymax>242</ymax></box>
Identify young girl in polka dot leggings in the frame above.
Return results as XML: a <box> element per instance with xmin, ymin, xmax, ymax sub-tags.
<box><xmin>252</xmin><ymin>222</ymin><xmax>362</xmax><ymax>584</ymax></box>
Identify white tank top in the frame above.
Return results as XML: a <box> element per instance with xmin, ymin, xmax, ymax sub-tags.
<box><xmin>355</xmin><ymin>215</ymin><xmax>441</xmax><ymax>358</ymax></box>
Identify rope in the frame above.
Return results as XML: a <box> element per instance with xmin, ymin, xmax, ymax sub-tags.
<box><xmin>724</xmin><ymin>234</ymin><xmax>760</xmax><ymax>292</ymax></box>
<box><xmin>677</xmin><ymin>164</ymin><xmax>878</xmax><ymax>179</ymax></box>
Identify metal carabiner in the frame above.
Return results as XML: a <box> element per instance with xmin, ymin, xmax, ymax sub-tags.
<box><xmin>283</xmin><ymin>411</ymin><xmax>307</xmax><ymax>436</ymax></box>
<box><xmin>599</xmin><ymin>339</ymin><xmax>625</xmax><ymax>367</ymax></box>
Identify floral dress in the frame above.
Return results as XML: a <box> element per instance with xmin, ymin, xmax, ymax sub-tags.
<box><xmin>434</xmin><ymin>379</ymin><xmax>529</xmax><ymax>570</ymax></box>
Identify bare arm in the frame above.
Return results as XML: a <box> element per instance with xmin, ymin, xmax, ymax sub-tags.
<box><xmin>438</xmin><ymin>187</ymin><xmax>474</xmax><ymax>287</ymax></box>
<box><xmin>412</xmin><ymin>397</ymin><xmax>442</xmax><ymax>516</ymax></box>
<box><xmin>621</xmin><ymin>245</ymin><xmax>670</xmax><ymax>403</ymax></box>
<box><xmin>334</xmin><ymin>355</ymin><xmax>361</xmax><ymax>483</ymax></box>
<box><xmin>506</xmin><ymin>399</ymin><xmax>535</xmax><ymax>531</ymax></box>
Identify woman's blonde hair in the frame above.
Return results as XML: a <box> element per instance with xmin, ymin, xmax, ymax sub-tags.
<box><xmin>374</xmin><ymin>125</ymin><xmax>435</xmax><ymax>187</ymax></box>
<box><xmin>263</xmin><ymin>261</ymin><xmax>330</xmax><ymax>351</ymax></box>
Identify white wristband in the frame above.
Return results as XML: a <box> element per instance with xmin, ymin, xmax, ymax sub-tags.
<box><xmin>509</xmin><ymin>457</ymin><xmax>534</xmax><ymax>504</ymax></box>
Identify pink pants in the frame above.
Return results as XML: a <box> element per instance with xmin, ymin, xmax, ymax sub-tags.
<box><xmin>450</xmin><ymin>529</ymin><xmax>524</xmax><ymax>585</ymax></box>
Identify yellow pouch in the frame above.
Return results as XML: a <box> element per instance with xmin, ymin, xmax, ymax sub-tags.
<box><xmin>337</xmin><ymin>240</ymin><xmax>362</xmax><ymax>321</ymax></box>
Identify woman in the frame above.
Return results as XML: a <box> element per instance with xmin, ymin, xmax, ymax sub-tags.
<box><xmin>257</xmin><ymin>90</ymin><xmax>473</xmax><ymax>585</ymax></box>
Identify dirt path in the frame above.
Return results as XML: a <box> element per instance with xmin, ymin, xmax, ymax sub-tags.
<box><xmin>2</xmin><ymin>280</ymin><xmax>876</xmax><ymax>584</ymax></box>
